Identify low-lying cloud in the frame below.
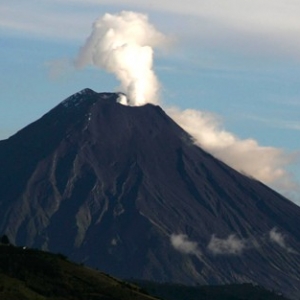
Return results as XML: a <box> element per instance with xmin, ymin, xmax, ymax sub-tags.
<box><xmin>170</xmin><ymin>234</ymin><xmax>201</xmax><ymax>256</ymax></box>
<box><xmin>173</xmin><ymin>230</ymin><xmax>298</xmax><ymax>257</ymax></box>
<box><xmin>269</xmin><ymin>227</ymin><xmax>297</xmax><ymax>254</ymax></box>
<box><xmin>207</xmin><ymin>234</ymin><xmax>246</xmax><ymax>255</ymax></box>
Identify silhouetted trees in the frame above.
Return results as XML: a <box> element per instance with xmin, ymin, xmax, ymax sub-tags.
<box><xmin>0</xmin><ymin>234</ymin><xmax>10</xmax><ymax>245</ymax></box>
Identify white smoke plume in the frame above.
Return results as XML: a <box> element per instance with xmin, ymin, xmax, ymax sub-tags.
<box><xmin>269</xmin><ymin>228</ymin><xmax>297</xmax><ymax>254</ymax></box>
<box><xmin>75</xmin><ymin>11</ymin><xmax>167</xmax><ymax>106</ymax></box>
<box><xmin>168</xmin><ymin>107</ymin><xmax>296</xmax><ymax>190</ymax></box>
<box><xmin>207</xmin><ymin>234</ymin><xmax>246</xmax><ymax>255</ymax></box>
<box><xmin>170</xmin><ymin>234</ymin><xmax>201</xmax><ymax>256</ymax></box>
<box><xmin>75</xmin><ymin>11</ymin><xmax>297</xmax><ymax>195</ymax></box>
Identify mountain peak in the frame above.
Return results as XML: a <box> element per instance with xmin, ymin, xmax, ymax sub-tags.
<box><xmin>60</xmin><ymin>88</ymin><xmax>112</xmax><ymax>108</ymax></box>
<box><xmin>59</xmin><ymin>89</ymin><xmax>155</xmax><ymax>110</ymax></box>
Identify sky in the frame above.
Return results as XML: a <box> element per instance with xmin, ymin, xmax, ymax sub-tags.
<box><xmin>1</xmin><ymin>1</ymin><xmax>300</xmax><ymax>203</ymax></box>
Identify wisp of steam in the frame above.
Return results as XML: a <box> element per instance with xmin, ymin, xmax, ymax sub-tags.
<box><xmin>75</xmin><ymin>11</ymin><xmax>167</xmax><ymax>106</ymax></box>
<box><xmin>75</xmin><ymin>11</ymin><xmax>297</xmax><ymax>199</ymax></box>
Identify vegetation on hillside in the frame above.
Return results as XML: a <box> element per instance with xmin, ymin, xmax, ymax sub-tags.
<box><xmin>0</xmin><ymin>244</ymin><xmax>157</xmax><ymax>300</ymax></box>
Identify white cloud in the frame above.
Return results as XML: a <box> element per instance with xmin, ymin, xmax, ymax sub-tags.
<box><xmin>269</xmin><ymin>228</ymin><xmax>297</xmax><ymax>253</ymax></box>
<box><xmin>207</xmin><ymin>234</ymin><xmax>246</xmax><ymax>255</ymax></box>
<box><xmin>243</xmin><ymin>114</ymin><xmax>300</xmax><ymax>132</ymax></box>
<box><xmin>3</xmin><ymin>1</ymin><xmax>300</xmax><ymax>59</ymax></box>
<box><xmin>170</xmin><ymin>234</ymin><xmax>201</xmax><ymax>256</ymax></box>
<box><xmin>0</xmin><ymin>2</ymin><xmax>92</xmax><ymax>40</ymax></box>
<box><xmin>207</xmin><ymin>230</ymin><xmax>299</xmax><ymax>255</ymax></box>
<box><xmin>281</xmin><ymin>121</ymin><xmax>300</xmax><ymax>131</ymax></box>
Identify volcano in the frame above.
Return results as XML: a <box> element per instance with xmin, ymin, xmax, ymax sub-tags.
<box><xmin>0</xmin><ymin>89</ymin><xmax>300</xmax><ymax>298</ymax></box>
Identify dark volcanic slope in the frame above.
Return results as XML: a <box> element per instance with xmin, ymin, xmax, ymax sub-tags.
<box><xmin>0</xmin><ymin>89</ymin><xmax>300</xmax><ymax>299</ymax></box>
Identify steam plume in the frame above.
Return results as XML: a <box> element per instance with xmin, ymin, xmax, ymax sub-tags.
<box><xmin>75</xmin><ymin>11</ymin><xmax>297</xmax><ymax>195</ymax></box>
<box><xmin>75</xmin><ymin>11</ymin><xmax>167</xmax><ymax>105</ymax></box>
<box><xmin>168</xmin><ymin>107</ymin><xmax>296</xmax><ymax>190</ymax></box>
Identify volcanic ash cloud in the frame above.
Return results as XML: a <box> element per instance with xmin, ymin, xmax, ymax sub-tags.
<box><xmin>75</xmin><ymin>11</ymin><xmax>167</xmax><ymax>106</ymax></box>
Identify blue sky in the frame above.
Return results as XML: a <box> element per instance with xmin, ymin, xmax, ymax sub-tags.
<box><xmin>1</xmin><ymin>1</ymin><xmax>299</xmax><ymax>202</ymax></box>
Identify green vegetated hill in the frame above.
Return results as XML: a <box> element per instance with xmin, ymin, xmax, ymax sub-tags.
<box><xmin>134</xmin><ymin>281</ymin><xmax>291</xmax><ymax>300</ymax></box>
<box><xmin>0</xmin><ymin>244</ymin><xmax>158</xmax><ymax>300</ymax></box>
<box><xmin>0</xmin><ymin>244</ymin><xmax>291</xmax><ymax>300</ymax></box>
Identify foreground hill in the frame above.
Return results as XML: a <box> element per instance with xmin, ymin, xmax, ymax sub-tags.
<box><xmin>0</xmin><ymin>244</ymin><xmax>158</xmax><ymax>300</ymax></box>
<box><xmin>0</xmin><ymin>245</ymin><xmax>290</xmax><ymax>300</ymax></box>
<box><xmin>1</xmin><ymin>89</ymin><xmax>300</xmax><ymax>298</ymax></box>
